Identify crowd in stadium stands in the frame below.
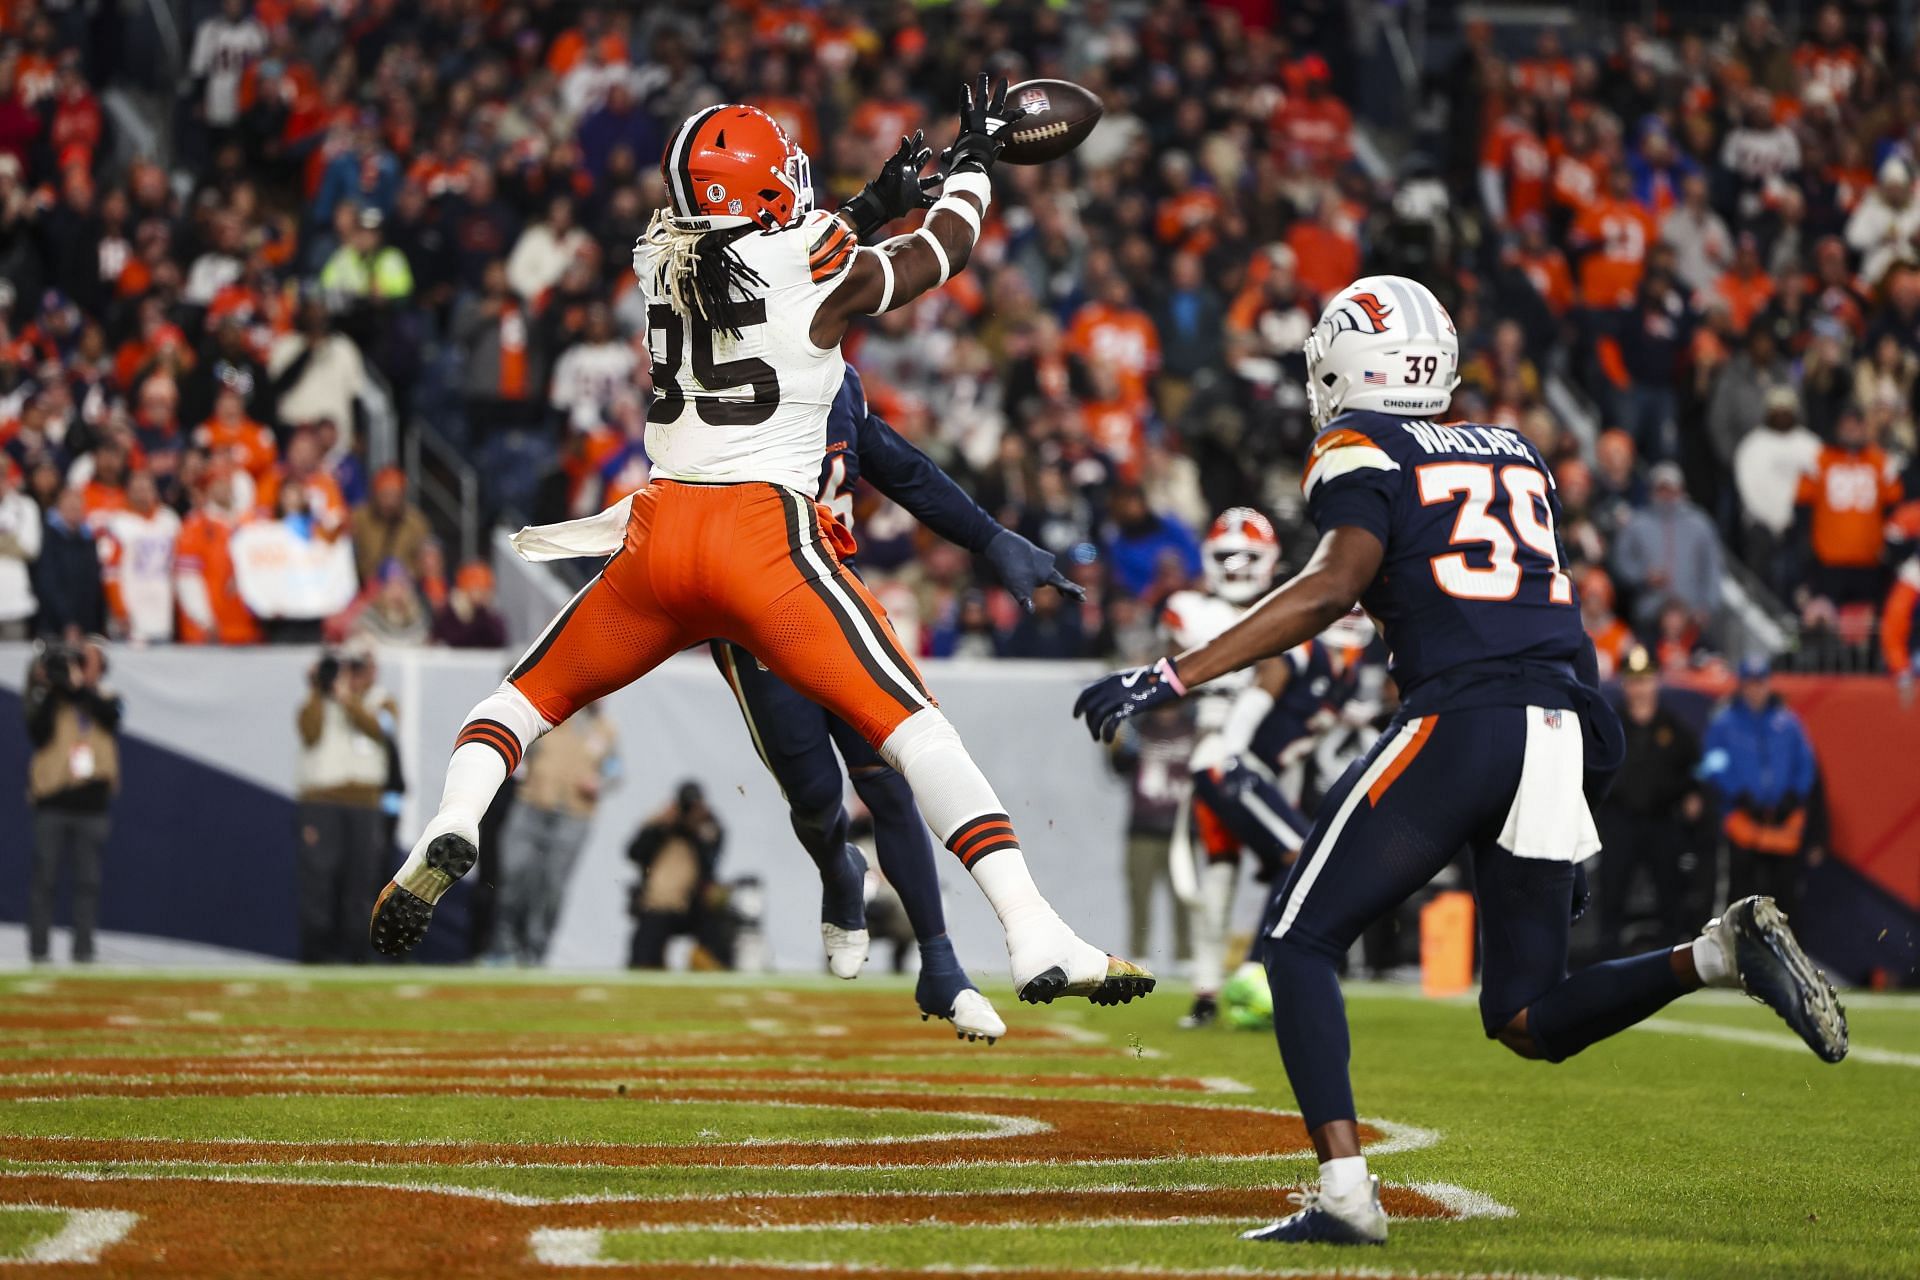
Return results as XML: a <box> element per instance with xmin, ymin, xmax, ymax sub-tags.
<box><xmin>2</xmin><ymin>1</ymin><xmax>1920</xmax><ymax>686</ymax></box>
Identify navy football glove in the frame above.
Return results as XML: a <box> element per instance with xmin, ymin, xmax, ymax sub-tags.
<box><xmin>1073</xmin><ymin>658</ymin><xmax>1187</xmax><ymax>742</ymax></box>
<box><xmin>985</xmin><ymin>529</ymin><xmax>1085</xmax><ymax>613</ymax></box>
<box><xmin>840</xmin><ymin>131</ymin><xmax>938</xmax><ymax>239</ymax></box>
<box><xmin>1570</xmin><ymin>861</ymin><xmax>1591</xmax><ymax>923</ymax></box>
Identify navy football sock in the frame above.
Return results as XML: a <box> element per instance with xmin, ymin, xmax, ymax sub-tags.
<box><xmin>1263</xmin><ymin>933</ymin><xmax>1357</xmax><ymax>1131</ymax></box>
<box><xmin>1524</xmin><ymin>948</ymin><xmax>1686</xmax><ymax>1062</ymax></box>
<box><xmin>851</xmin><ymin>765</ymin><xmax>948</xmax><ymax>943</ymax></box>
<box><xmin>913</xmin><ymin>932</ymin><xmax>978</xmax><ymax>1017</ymax></box>
<box><xmin>788</xmin><ymin>800</ymin><xmax>866</xmax><ymax>931</ymax></box>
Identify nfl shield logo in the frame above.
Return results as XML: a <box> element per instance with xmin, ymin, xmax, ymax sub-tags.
<box><xmin>1541</xmin><ymin>708</ymin><xmax>1563</xmax><ymax>729</ymax></box>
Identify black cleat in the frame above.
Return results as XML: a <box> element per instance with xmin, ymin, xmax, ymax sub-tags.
<box><xmin>1710</xmin><ymin>895</ymin><xmax>1848</xmax><ymax>1063</ymax></box>
<box><xmin>370</xmin><ymin>834</ymin><xmax>477</xmax><ymax>958</ymax></box>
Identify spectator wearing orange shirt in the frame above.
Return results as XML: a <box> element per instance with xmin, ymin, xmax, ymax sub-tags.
<box><xmin>1287</xmin><ymin>196</ymin><xmax>1362</xmax><ymax>304</ymax></box>
<box><xmin>194</xmin><ymin>383</ymin><xmax>278</xmax><ymax>485</ymax></box>
<box><xmin>1270</xmin><ymin>74</ymin><xmax>1352</xmax><ymax>179</ymax></box>
<box><xmin>257</xmin><ymin>429</ymin><xmax>349</xmax><ymax>536</ymax></box>
<box><xmin>76</xmin><ymin>441</ymin><xmax>131</xmax><ymax>523</ymax></box>
<box><xmin>1507</xmin><ymin>214</ymin><xmax>1576</xmax><ymax>317</ymax></box>
<box><xmin>1712</xmin><ymin>233</ymin><xmax>1776</xmax><ymax>334</ymax></box>
<box><xmin>1792</xmin><ymin>4</ymin><xmax>1864</xmax><ymax>103</ymax></box>
<box><xmin>847</xmin><ymin>67</ymin><xmax>921</xmax><ymax>170</ymax></box>
<box><xmin>1795</xmin><ymin>407</ymin><xmax>1905</xmax><ymax>605</ymax></box>
<box><xmin>1479</xmin><ymin>98</ymin><xmax>1551</xmax><ymax>229</ymax></box>
<box><xmin>1579</xmin><ymin>566</ymin><xmax>1636</xmax><ymax>678</ymax></box>
<box><xmin>1067</xmin><ymin>278</ymin><xmax>1160</xmax><ymax>413</ymax></box>
<box><xmin>174</xmin><ymin>463</ymin><xmax>261</xmax><ymax>646</ymax></box>
<box><xmin>1570</xmin><ymin>168</ymin><xmax>1657</xmax><ymax>310</ymax></box>
<box><xmin>1547</xmin><ymin>116</ymin><xmax>1607</xmax><ymax>232</ymax></box>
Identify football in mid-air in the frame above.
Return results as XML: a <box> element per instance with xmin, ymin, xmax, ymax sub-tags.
<box><xmin>997</xmin><ymin>79</ymin><xmax>1104</xmax><ymax>165</ymax></box>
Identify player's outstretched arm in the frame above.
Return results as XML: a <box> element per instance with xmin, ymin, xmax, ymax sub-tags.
<box><xmin>859</xmin><ymin>407</ymin><xmax>1081</xmax><ymax>612</ymax></box>
<box><xmin>811</xmin><ymin>75</ymin><xmax>1009</xmax><ymax>349</ymax></box>
<box><xmin>1074</xmin><ymin>528</ymin><xmax>1383</xmax><ymax>742</ymax></box>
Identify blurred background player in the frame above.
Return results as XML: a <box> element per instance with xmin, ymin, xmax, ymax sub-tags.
<box><xmin>1157</xmin><ymin>507</ymin><xmax>1277</xmax><ymax>1027</ymax></box>
<box><xmin>378</xmin><ymin>83</ymin><xmax>1153</xmax><ymax>1009</ymax></box>
<box><xmin>711</xmin><ymin>363</ymin><xmax>1081</xmax><ymax>1041</ymax></box>
<box><xmin>1078</xmin><ymin>273</ymin><xmax>1848</xmax><ymax>1247</ymax></box>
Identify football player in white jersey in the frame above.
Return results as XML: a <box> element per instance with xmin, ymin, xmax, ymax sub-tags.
<box><xmin>1160</xmin><ymin>509</ymin><xmax>1278</xmax><ymax>1026</ymax></box>
<box><xmin>374</xmin><ymin>80</ymin><xmax>1153</xmax><ymax>1010</ymax></box>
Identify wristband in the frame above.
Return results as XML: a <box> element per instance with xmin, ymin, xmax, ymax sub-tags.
<box><xmin>1156</xmin><ymin>656</ymin><xmax>1188</xmax><ymax>697</ymax></box>
<box><xmin>930</xmin><ymin>193</ymin><xmax>982</xmax><ymax>238</ymax></box>
<box><xmin>914</xmin><ymin>226</ymin><xmax>951</xmax><ymax>286</ymax></box>
<box><xmin>941</xmin><ymin>169</ymin><xmax>993</xmax><ymax>212</ymax></box>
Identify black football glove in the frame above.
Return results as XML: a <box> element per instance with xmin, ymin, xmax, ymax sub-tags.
<box><xmin>1073</xmin><ymin>658</ymin><xmax>1187</xmax><ymax>743</ymax></box>
<box><xmin>840</xmin><ymin>131</ymin><xmax>938</xmax><ymax>240</ymax></box>
<box><xmin>941</xmin><ymin>73</ymin><xmax>1012</xmax><ymax>177</ymax></box>
<box><xmin>984</xmin><ymin>528</ymin><xmax>1085</xmax><ymax>613</ymax></box>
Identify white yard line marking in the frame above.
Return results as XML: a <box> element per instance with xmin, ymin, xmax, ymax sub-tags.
<box><xmin>391</xmin><ymin>984</ymin><xmax>432</xmax><ymax>1000</ymax></box>
<box><xmin>574</xmin><ymin>988</ymin><xmax>610</xmax><ymax>1003</ymax></box>
<box><xmin>1194</xmin><ymin>1078</ymin><xmax>1252</xmax><ymax>1095</ymax></box>
<box><xmin>219</xmin><ymin>983</ymin><xmax>258</xmax><ymax>998</ymax></box>
<box><xmin>184</xmin><ymin>1010</ymin><xmax>222</xmax><ymax>1024</ymax></box>
<box><xmin>1634</xmin><ymin>1017</ymin><xmax>1920</xmax><ymax>1068</ymax></box>
<box><xmin>3</xmin><ymin>1208</ymin><xmax>140</xmax><ymax>1264</ymax></box>
<box><xmin>528</xmin><ymin>1227</ymin><xmax>611</xmax><ymax>1266</ymax></box>
<box><xmin>1407</xmin><ymin>1181</ymin><xmax>1517</xmax><ymax>1221</ymax></box>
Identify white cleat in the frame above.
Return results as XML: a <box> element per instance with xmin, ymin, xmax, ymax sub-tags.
<box><xmin>943</xmin><ymin>989</ymin><xmax>1007</xmax><ymax>1043</ymax></box>
<box><xmin>1007</xmin><ymin>916</ymin><xmax>1155</xmax><ymax>1007</ymax></box>
<box><xmin>822</xmin><ymin>924</ymin><xmax>870</xmax><ymax>979</ymax></box>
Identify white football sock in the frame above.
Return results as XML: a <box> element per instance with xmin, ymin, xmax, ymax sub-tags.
<box><xmin>400</xmin><ymin>683</ymin><xmax>549</xmax><ymax>878</ymax></box>
<box><xmin>1692</xmin><ymin>930</ymin><xmax>1738</xmax><ymax>988</ymax></box>
<box><xmin>1319</xmin><ymin>1155</ymin><xmax>1370</xmax><ymax>1200</ymax></box>
<box><xmin>880</xmin><ymin>708</ymin><xmax>1057</xmax><ymax>930</ymax></box>
<box><xmin>1191</xmin><ymin>857</ymin><xmax>1238</xmax><ymax>996</ymax></box>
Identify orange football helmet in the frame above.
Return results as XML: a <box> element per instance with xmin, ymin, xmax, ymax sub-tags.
<box><xmin>661</xmin><ymin>104</ymin><xmax>813</xmax><ymax>232</ymax></box>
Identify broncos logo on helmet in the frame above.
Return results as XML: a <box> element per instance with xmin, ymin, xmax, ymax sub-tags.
<box><xmin>1322</xmin><ymin>291</ymin><xmax>1394</xmax><ymax>344</ymax></box>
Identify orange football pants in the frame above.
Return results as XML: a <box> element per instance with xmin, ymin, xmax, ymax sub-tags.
<box><xmin>509</xmin><ymin>480</ymin><xmax>935</xmax><ymax>747</ymax></box>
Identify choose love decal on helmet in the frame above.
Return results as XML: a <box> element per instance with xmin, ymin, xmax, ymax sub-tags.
<box><xmin>1302</xmin><ymin>274</ymin><xmax>1460</xmax><ymax>430</ymax></box>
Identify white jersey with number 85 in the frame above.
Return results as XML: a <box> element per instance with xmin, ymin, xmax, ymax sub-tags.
<box><xmin>636</xmin><ymin>208</ymin><xmax>858</xmax><ymax>494</ymax></box>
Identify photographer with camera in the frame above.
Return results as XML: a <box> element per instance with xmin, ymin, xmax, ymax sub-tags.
<box><xmin>23</xmin><ymin>635</ymin><xmax>121</xmax><ymax>964</ymax></box>
<box><xmin>626</xmin><ymin>781</ymin><xmax>732</xmax><ymax>970</ymax></box>
<box><xmin>294</xmin><ymin>639</ymin><xmax>397</xmax><ymax>963</ymax></box>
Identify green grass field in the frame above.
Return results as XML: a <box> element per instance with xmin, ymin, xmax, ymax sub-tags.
<box><xmin>0</xmin><ymin>968</ymin><xmax>1915</xmax><ymax>1278</ymax></box>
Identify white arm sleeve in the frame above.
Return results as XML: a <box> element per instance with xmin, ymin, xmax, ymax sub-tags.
<box><xmin>1215</xmin><ymin>685</ymin><xmax>1276</xmax><ymax>759</ymax></box>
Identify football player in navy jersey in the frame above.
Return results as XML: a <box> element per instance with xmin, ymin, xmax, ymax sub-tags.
<box><xmin>1076</xmin><ymin>275</ymin><xmax>1848</xmax><ymax>1246</ymax></box>
<box><xmin>713</xmin><ymin>363</ymin><xmax>1081</xmax><ymax>1043</ymax></box>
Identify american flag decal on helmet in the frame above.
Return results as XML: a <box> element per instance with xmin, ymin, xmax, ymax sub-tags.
<box><xmin>1362</xmin><ymin>370</ymin><xmax>1387</xmax><ymax>385</ymax></box>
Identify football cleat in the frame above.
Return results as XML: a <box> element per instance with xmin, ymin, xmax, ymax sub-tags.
<box><xmin>924</xmin><ymin>989</ymin><xmax>1007</xmax><ymax>1043</ymax></box>
<box><xmin>1179</xmin><ymin>993</ymin><xmax>1219</xmax><ymax>1029</ymax></box>
<box><xmin>822</xmin><ymin>924</ymin><xmax>870</xmax><ymax>979</ymax></box>
<box><xmin>820</xmin><ymin>845</ymin><xmax>870</xmax><ymax>979</ymax></box>
<box><xmin>370</xmin><ymin>833</ymin><xmax>476</xmax><ymax>957</ymax></box>
<box><xmin>1706</xmin><ymin>895</ymin><xmax>1848</xmax><ymax>1063</ymax></box>
<box><xmin>1242</xmin><ymin>1176</ymin><xmax>1388</xmax><ymax>1246</ymax></box>
<box><xmin>1008</xmin><ymin>919</ymin><xmax>1155</xmax><ymax>1006</ymax></box>
<box><xmin>915</xmin><ymin>939</ymin><xmax>1001</xmax><ymax>1042</ymax></box>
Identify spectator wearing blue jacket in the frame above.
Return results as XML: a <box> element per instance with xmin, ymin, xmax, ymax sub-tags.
<box><xmin>1700</xmin><ymin>655</ymin><xmax>1820</xmax><ymax>915</ymax></box>
<box><xmin>1102</xmin><ymin>484</ymin><xmax>1201</xmax><ymax>600</ymax></box>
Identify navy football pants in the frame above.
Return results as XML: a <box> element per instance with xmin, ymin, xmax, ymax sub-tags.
<box><xmin>711</xmin><ymin>641</ymin><xmax>950</xmax><ymax>946</ymax></box>
<box><xmin>1257</xmin><ymin>704</ymin><xmax>1684</xmax><ymax>1131</ymax></box>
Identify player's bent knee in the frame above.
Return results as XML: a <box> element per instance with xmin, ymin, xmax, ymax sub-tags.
<box><xmin>1488</xmin><ymin>1011</ymin><xmax>1561</xmax><ymax>1062</ymax></box>
<box><xmin>877</xmin><ymin>707</ymin><xmax>959</xmax><ymax>774</ymax></box>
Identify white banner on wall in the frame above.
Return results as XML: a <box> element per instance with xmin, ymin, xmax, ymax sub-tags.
<box><xmin>0</xmin><ymin>644</ymin><xmax>1188</xmax><ymax>977</ymax></box>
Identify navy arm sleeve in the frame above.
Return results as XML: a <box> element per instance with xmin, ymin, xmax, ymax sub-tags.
<box><xmin>855</xmin><ymin>411</ymin><xmax>1003</xmax><ymax>554</ymax></box>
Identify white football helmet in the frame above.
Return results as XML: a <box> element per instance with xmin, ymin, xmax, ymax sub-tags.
<box><xmin>1303</xmin><ymin>274</ymin><xmax>1460</xmax><ymax>430</ymax></box>
<box><xmin>1202</xmin><ymin>508</ymin><xmax>1280</xmax><ymax>605</ymax></box>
